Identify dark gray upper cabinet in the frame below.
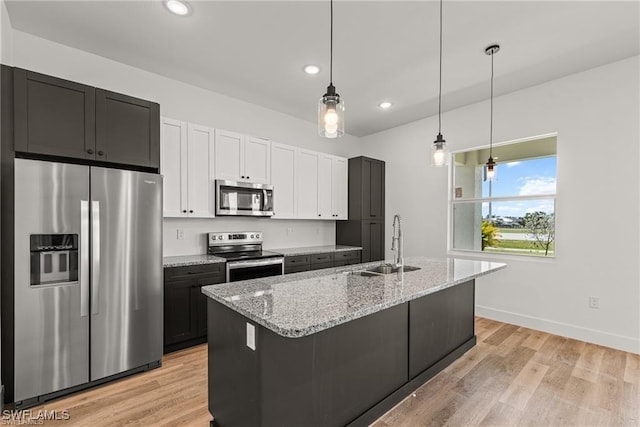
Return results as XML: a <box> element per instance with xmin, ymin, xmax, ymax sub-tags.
<box><xmin>95</xmin><ymin>89</ymin><xmax>160</xmax><ymax>168</ymax></box>
<box><xmin>348</xmin><ymin>156</ymin><xmax>385</xmax><ymax>220</ymax></box>
<box><xmin>14</xmin><ymin>68</ymin><xmax>96</xmax><ymax>159</ymax></box>
<box><xmin>13</xmin><ymin>68</ymin><xmax>159</xmax><ymax>170</ymax></box>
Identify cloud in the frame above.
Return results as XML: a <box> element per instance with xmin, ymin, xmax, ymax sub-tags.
<box><xmin>519</xmin><ymin>177</ymin><xmax>556</xmax><ymax>196</ymax></box>
<box><xmin>505</xmin><ymin>161</ymin><xmax>521</xmax><ymax>168</ymax></box>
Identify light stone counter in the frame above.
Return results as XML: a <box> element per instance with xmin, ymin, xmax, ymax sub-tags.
<box><xmin>202</xmin><ymin>257</ymin><xmax>506</xmax><ymax>338</ymax></box>
<box><xmin>271</xmin><ymin>245</ymin><xmax>362</xmax><ymax>256</ymax></box>
<box><xmin>163</xmin><ymin>254</ymin><xmax>226</xmax><ymax>268</ymax></box>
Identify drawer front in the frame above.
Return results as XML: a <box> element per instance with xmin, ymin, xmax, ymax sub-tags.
<box><xmin>165</xmin><ymin>263</ymin><xmax>224</xmax><ymax>281</ymax></box>
<box><xmin>310</xmin><ymin>252</ymin><xmax>335</xmax><ymax>265</ymax></box>
<box><xmin>284</xmin><ymin>255</ymin><xmax>310</xmax><ymax>268</ymax></box>
<box><xmin>309</xmin><ymin>262</ymin><xmax>333</xmax><ymax>271</ymax></box>
<box><xmin>284</xmin><ymin>265</ymin><xmax>310</xmax><ymax>274</ymax></box>
<box><xmin>334</xmin><ymin>250</ymin><xmax>361</xmax><ymax>262</ymax></box>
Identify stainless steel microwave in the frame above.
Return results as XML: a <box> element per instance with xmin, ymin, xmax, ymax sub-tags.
<box><xmin>215</xmin><ymin>180</ymin><xmax>274</xmax><ymax>217</ymax></box>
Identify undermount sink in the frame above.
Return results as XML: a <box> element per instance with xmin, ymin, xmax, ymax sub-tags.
<box><xmin>367</xmin><ymin>264</ymin><xmax>421</xmax><ymax>274</ymax></box>
<box><xmin>345</xmin><ymin>264</ymin><xmax>421</xmax><ymax>277</ymax></box>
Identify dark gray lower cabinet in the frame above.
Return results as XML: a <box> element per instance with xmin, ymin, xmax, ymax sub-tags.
<box><xmin>337</xmin><ymin>221</ymin><xmax>384</xmax><ymax>263</ymax></box>
<box><xmin>283</xmin><ymin>250</ymin><xmax>361</xmax><ymax>274</ymax></box>
<box><xmin>207</xmin><ymin>279</ymin><xmax>476</xmax><ymax>427</ymax></box>
<box><xmin>164</xmin><ymin>263</ymin><xmax>225</xmax><ymax>353</ymax></box>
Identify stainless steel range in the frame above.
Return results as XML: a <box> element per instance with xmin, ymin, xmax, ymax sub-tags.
<box><xmin>208</xmin><ymin>232</ymin><xmax>284</xmax><ymax>282</ymax></box>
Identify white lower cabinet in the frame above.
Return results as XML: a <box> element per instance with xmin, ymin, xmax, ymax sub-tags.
<box><xmin>161</xmin><ymin>118</ymin><xmax>215</xmax><ymax>218</ymax></box>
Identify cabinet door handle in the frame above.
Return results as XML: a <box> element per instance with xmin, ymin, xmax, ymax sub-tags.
<box><xmin>247</xmin><ymin>176</ymin><xmax>250</xmax><ymax>179</ymax></box>
<box><xmin>97</xmin><ymin>151</ymin><xmax>104</xmax><ymax>156</ymax></box>
<box><xmin>87</xmin><ymin>149</ymin><xmax>94</xmax><ymax>155</ymax></box>
<box><xmin>318</xmin><ymin>214</ymin><xmax>321</xmax><ymax>217</ymax></box>
<box><xmin>182</xmin><ymin>210</ymin><xmax>187</xmax><ymax>213</ymax></box>
<box><xmin>189</xmin><ymin>210</ymin><xmax>194</xmax><ymax>213</ymax></box>
<box><xmin>241</xmin><ymin>176</ymin><xmax>245</xmax><ymax>179</ymax></box>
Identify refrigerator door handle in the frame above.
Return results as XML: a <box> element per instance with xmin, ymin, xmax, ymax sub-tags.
<box><xmin>91</xmin><ymin>200</ymin><xmax>100</xmax><ymax>315</ymax></box>
<box><xmin>80</xmin><ymin>200</ymin><xmax>90</xmax><ymax>317</ymax></box>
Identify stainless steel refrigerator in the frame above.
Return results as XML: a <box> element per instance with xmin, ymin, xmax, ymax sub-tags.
<box><xmin>12</xmin><ymin>158</ymin><xmax>162</xmax><ymax>405</ymax></box>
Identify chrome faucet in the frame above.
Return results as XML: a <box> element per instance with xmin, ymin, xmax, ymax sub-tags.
<box><xmin>391</xmin><ymin>214</ymin><xmax>403</xmax><ymax>269</ymax></box>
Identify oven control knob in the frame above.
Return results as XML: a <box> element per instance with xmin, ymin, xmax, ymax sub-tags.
<box><xmin>256</xmin><ymin>233</ymin><xmax>261</xmax><ymax>239</ymax></box>
<box><xmin>250</xmin><ymin>234</ymin><xmax>255</xmax><ymax>239</ymax></box>
<box><xmin>218</xmin><ymin>235</ymin><xmax>223</xmax><ymax>240</ymax></box>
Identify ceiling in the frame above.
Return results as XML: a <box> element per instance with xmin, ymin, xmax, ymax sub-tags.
<box><xmin>5</xmin><ymin>1</ymin><xmax>639</xmax><ymax>137</ymax></box>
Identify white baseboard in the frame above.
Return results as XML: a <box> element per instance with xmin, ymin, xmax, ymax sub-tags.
<box><xmin>476</xmin><ymin>305</ymin><xmax>640</xmax><ymax>355</ymax></box>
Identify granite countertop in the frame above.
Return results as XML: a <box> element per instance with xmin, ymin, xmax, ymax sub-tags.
<box><xmin>271</xmin><ymin>245</ymin><xmax>362</xmax><ymax>257</ymax></box>
<box><xmin>202</xmin><ymin>257</ymin><xmax>506</xmax><ymax>338</ymax></box>
<box><xmin>163</xmin><ymin>254</ymin><xmax>226</xmax><ymax>268</ymax></box>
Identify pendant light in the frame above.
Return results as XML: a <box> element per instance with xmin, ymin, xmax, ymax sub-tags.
<box><xmin>485</xmin><ymin>43</ymin><xmax>500</xmax><ymax>180</ymax></box>
<box><xmin>431</xmin><ymin>0</ymin><xmax>447</xmax><ymax>167</ymax></box>
<box><xmin>318</xmin><ymin>0</ymin><xmax>344</xmax><ymax>138</ymax></box>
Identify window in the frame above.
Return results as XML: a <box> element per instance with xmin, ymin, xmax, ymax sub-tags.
<box><xmin>450</xmin><ymin>135</ymin><xmax>557</xmax><ymax>257</ymax></box>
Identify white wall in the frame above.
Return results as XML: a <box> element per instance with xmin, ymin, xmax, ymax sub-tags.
<box><xmin>361</xmin><ymin>56</ymin><xmax>640</xmax><ymax>354</ymax></box>
<box><xmin>10</xmin><ymin>30</ymin><xmax>364</xmax><ymax>256</ymax></box>
<box><xmin>0</xmin><ymin>0</ymin><xmax>12</xmax><ymax>65</ymax></box>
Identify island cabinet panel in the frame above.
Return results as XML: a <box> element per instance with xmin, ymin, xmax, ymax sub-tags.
<box><xmin>207</xmin><ymin>300</ymin><xmax>409</xmax><ymax>427</ymax></box>
<box><xmin>164</xmin><ymin>264</ymin><xmax>224</xmax><ymax>353</ymax></box>
<box><xmin>408</xmin><ymin>280</ymin><xmax>475</xmax><ymax>379</ymax></box>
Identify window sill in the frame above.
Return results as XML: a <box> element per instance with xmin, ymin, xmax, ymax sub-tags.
<box><xmin>448</xmin><ymin>249</ymin><xmax>556</xmax><ymax>264</ymax></box>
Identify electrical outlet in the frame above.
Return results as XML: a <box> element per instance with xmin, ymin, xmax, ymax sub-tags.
<box><xmin>176</xmin><ymin>228</ymin><xmax>185</xmax><ymax>240</ymax></box>
<box><xmin>589</xmin><ymin>296</ymin><xmax>600</xmax><ymax>309</ymax></box>
<box><xmin>246</xmin><ymin>323</ymin><xmax>256</xmax><ymax>350</ymax></box>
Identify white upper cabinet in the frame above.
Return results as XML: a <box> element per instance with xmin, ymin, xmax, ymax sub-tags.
<box><xmin>318</xmin><ymin>154</ymin><xmax>333</xmax><ymax>219</ymax></box>
<box><xmin>296</xmin><ymin>149</ymin><xmax>320</xmax><ymax>219</ymax></box>
<box><xmin>214</xmin><ymin>129</ymin><xmax>243</xmax><ymax>182</ymax></box>
<box><xmin>270</xmin><ymin>142</ymin><xmax>296</xmax><ymax>219</ymax></box>
<box><xmin>161</xmin><ymin>117</ymin><xmax>215</xmax><ymax>218</ymax></box>
<box><xmin>214</xmin><ymin>130</ymin><xmax>270</xmax><ymax>184</ymax></box>
<box><xmin>294</xmin><ymin>148</ymin><xmax>348</xmax><ymax>220</ymax></box>
<box><xmin>244</xmin><ymin>137</ymin><xmax>271</xmax><ymax>184</ymax></box>
<box><xmin>331</xmin><ymin>156</ymin><xmax>348</xmax><ymax>219</ymax></box>
<box><xmin>186</xmin><ymin>123</ymin><xmax>215</xmax><ymax>217</ymax></box>
<box><xmin>161</xmin><ymin>118</ymin><xmax>187</xmax><ymax>217</ymax></box>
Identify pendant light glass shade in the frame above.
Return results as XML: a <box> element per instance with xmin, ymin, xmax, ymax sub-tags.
<box><xmin>318</xmin><ymin>83</ymin><xmax>344</xmax><ymax>138</ymax></box>
<box><xmin>431</xmin><ymin>0</ymin><xmax>447</xmax><ymax>167</ymax></box>
<box><xmin>318</xmin><ymin>0</ymin><xmax>344</xmax><ymax>138</ymax></box>
<box><xmin>486</xmin><ymin>156</ymin><xmax>496</xmax><ymax>180</ymax></box>
<box><xmin>431</xmin><ymin>133</ymin><xmax>447</xmax><ymax>167</ymax></box>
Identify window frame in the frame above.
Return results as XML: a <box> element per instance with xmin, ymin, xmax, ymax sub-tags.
<box><xmin>447</xmin><ymin>134</ymin><xmax>558</xmax><ymax>260</ymax></box>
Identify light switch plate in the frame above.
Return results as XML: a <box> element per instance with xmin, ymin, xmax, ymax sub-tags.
<box><xmin>246</xmin><ymin>323</ymin><xmax>256</xmax><ymax>350</ymax></box>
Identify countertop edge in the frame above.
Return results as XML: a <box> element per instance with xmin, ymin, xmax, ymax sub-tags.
<box><xmin>202</xmin><ymin>263</ymin><xmax>506</xmax><ymax>338</ymax></box>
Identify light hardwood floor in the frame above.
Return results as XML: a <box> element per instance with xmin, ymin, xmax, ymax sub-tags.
<box><xmin>32</xmin><ymin>318</ymin><xmax>638</xmax><ymax>426</ymax></box>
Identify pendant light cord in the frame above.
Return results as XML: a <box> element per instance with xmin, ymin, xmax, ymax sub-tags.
<box><xmin>489</xmin><ymin>49</ymin><xmax>494</xmax><ymax>158</ymax></box>
<box><xmin>438</xmin><ymin>0</ymin><xmax>443</xmax><ymax>134</ymax></box>
<box><xmin>330</xmin><ymin>0</ymin><xmax>333</xmax><ymax>85</ymax></box>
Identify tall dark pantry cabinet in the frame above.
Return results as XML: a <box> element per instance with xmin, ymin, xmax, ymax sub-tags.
<box><xmin>336</xmin><ymin>156</ymin><xmax>386</xmax><ymax>262</ymax></box>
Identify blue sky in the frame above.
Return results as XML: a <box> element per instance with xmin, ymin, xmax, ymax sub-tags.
<box><xmin>482</xmin><ymin>156</ymin><xmax>557</xmax><ymax>218</ymax></box>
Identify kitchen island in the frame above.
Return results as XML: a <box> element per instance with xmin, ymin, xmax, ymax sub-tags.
<box><xmin>202</xmin><ymin>257</ymin><xmax>506</xmax><ymax>427</ymax></box>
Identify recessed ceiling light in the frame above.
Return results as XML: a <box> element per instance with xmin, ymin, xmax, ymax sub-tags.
<box><xmin>378</xmin><ymin>101</ymin><xmax>393</xmax><ymax>109</ymax></box>
<box><xmin>165</xmin><ymin>0</ymin><xmax>191</xmax><ymax>16</ymax></box>
<box><xmin>303</xmin><ymin>65</ymin><xmax>320</xmax><ymax>75</ymax></box>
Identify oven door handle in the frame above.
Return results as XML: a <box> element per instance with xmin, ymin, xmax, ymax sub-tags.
<box><xmin>226</xmin><ymin>258</ymin><xmax>284</xmax><ymax>269</ymax></box>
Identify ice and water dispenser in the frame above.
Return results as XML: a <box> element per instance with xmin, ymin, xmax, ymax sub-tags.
<box><xmin>30</xmin><ymin>234</ymin><xmax>79</xmax><ymax>286</ymax></box>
